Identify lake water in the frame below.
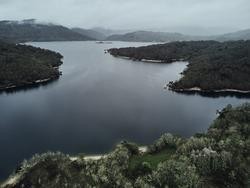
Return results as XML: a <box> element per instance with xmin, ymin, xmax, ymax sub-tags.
<box><xmin>0</xmin><ymin>41</ymin><xmax>249</xmax><ymax>179</ymax></box>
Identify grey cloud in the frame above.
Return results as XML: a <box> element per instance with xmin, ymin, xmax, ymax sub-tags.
<box><xmin>0</xmin><ymin>0</ymin><xmax>249</xmax><ymax>35</ymax></box>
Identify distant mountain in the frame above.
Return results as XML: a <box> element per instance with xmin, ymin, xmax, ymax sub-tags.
<box><xmin>0</xmin><ymin>19</ymin><xmax>94</xmax><ymax>43</ymax></box>
<box><xmin>215</xmin><ymin>29</ymin><xmax>250</xmax><ymax>41</ymax></box>
<box><xmin>2</xmin><ymin>19</ymin><xmax>249</xmax><ymax>43</ymax></box>
<box><xmin>105</xmin><ymin>29</ymin><xmax>250</xmax><ymax>42</ymax></box>
<box><xmin>106</xmin><ymin>31</ymin><xmax>190</xmax><ymax>42</ymax></box>
<box><xmin>91</xmin><ymin>27</ymin><xmax>132</xmax><ymax>37</ymax></box>
<box><xmin>72</xmin><ymin>28</ymin><xmax>106</xmax><ymax>40</ymax></box>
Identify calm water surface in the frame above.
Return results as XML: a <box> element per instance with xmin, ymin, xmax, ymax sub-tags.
<box><xmin>0</xmin><ymin>41</ymin><xmax>249</xmax><ymax>179</ymax></box>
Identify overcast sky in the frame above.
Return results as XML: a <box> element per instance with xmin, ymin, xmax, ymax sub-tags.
<box><xmin>0</xmin><ymin>0</ymin><xmax>250</xmax><ymax>35</ymax></box>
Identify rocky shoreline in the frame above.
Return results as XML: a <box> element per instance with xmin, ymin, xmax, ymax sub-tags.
<box><xmin>108</xmin><ymin>53</ymin><xmax>250</xmax><ymax>96</ymax></box>
<box><xmin>108</xmin><ymin>54</ymin><xmax>167</xmax><ymax>63</ymax></box>
<box><xmin>166</xmin><ymin>85</ymin><xmax>250</xmax><ymax>95</ymax></box>
<box><xmin>108</xmin><ymin>41</ymin><xmax>250</xmax><ymax>96</ymax></box>
<box><xmin>0</xmin><ymin>67</ymin><xmax>62</xmax><ymax>92</ymax></box>
<box><xmin>0</xmin><ymin>76</ymin><xmax>61</xmax><ymax>92</ymax></box>
<box><xmin>111</xmin><ymin>53</ymin><xmax>250</xmax><ymax>96</ymax></box>
<box><xmin>110</xmin><ymin>54</ymin><xmax>250</xmax><ymax>96</ymax></box>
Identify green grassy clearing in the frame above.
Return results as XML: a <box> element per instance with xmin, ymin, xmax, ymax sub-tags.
<box><xmin>129</xmin><ymin>148</ymin><xmax>176</xmax><ymax>171</ymax></box>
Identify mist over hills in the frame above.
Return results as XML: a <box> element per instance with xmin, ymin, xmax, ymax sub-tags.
<box><xmin>71</xmin><ymin>27</ymin><xmax>134</xmax><ymax>41</ymax></box>
<box><xmin>106</xmin><ymin>31</ymin><xmax>189</xmax><ymax>42</ymax></box>
<box><xmin>0</xmin><ymin>19</ymin><xmax>94</xmax><ymax>43</ymax></box>
<box><xmin>215</xmin><ymin>29</ymin><xmax>250</xmax><ymax>41</ymax></box>
<box><xmin>91</xmin><ymin>27</ymin><xmax>133</xmax><ymax>37</ymax></box>
<box><xmin>72</xmin><ymin>28</ymin><xmax>106</xmax><ymax>41</ymax></box>
<box><xmin>0</xmin><ymin>19</ymin><xmax>250</xmax><ymax>43</ymax></box>
<box><xmin>72</xmin><ymin>27</ymin><xmax>250</xmax><ymax>42</ymax></box>
<box><xmin>106</xmin><ymin>29</ymin><xmax>250</xmax><ymax>42</ymax></box>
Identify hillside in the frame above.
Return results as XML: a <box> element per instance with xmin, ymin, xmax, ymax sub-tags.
<box><xmin>105</xmin><ymin>29</ymin><xmax>250</xmax><ymax>42</ymax></box>
<box><xmin>0</xmin><ymin>19</ymin><xmax>93</xmax><ymax>43</ymax></box>
<box><xmin>1</xmin><ymin>103</ymin><xmax>249</xmax><ymax>187</ymax></box>
<box><xmin>91</xmin><ymin>27</ymin><xmax>132</xmax><ymax>37</ymax></box>
<box><xmin>0</xmin><ymin>41</ymin><xmax>63</xmax><ymax>90</ymax></box>
<box><xmin>106</xmin><ymin>31</ymin><xmax>189</xmax><ymax>42</ymax></box>
<box><xmin>72</xmin><ymin>28</ymin><xmax>106</xmax><ymax>41</ymax></box>
<box><xmin>108</xmin><ymin>40</ymin><xmax>250</xmax><ymax>92</ymax></box>
<box><xmin>215</xmin><ymin>29</ymin><xmax>250</xmax><ymax>41</ymax></box>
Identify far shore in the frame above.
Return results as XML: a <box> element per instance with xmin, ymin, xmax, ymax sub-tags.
<box><xmin>109</xmin><ymin>53</ymin><xmax>250</xmax><ymax>96</ymax></box>
<box><xmin>108</xmin><ymin>52</ymin><xmax>187</xmax><ymax>64</ymax></box>
<box><xmin>166</xmin><ymin>86</ymin><xmax>250</xmax><ymax>94</ymax></box>
<box><xmin>109</xmin><ymin>54</ymin><xmax>166</xmax><ymax>63</ymax></box>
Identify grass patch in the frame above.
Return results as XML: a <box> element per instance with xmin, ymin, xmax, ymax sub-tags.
<box><xmin>129</xmin><ymin>148</ymin><xmax>176</xmax><ymax>171</ymax></box>
<box><xmin>127</xmin><ymin>148</ymin><xmax>176</xmax><ymax>179</ymax></box>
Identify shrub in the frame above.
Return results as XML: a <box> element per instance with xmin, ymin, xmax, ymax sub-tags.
<box><xmin>148</xmin><ymin>133</ymin><xmax>182</xmax><ymax>154</ymax></box>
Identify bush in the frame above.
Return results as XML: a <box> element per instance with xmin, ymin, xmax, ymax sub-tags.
<box><xmin>135</xmin><ymin>157</ymin><xmax>201</xmax><ymax>188</ymax></box>
<box><xmin>148</xmin><ymin>133</ymin><xmax>182</xmax><ymax>154</ymax></box>
<box><xmin>178</xmin><ymin>137</ymin><xmax>215</xmax><ymax>155</ymax></box>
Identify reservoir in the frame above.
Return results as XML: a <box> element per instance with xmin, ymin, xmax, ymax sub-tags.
<box><xmin>0</xmin><ymin>41</ymin><xmax>249</xmax><ymax>179</ymax></box>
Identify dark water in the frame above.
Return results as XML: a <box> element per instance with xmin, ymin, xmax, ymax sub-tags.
<box><xmin>0</xmin><ymin>41</ymin><xmax>249</xmax><ymax>179</ymax></box>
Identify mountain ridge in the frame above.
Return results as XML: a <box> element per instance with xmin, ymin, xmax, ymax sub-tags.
<box><xmin>0</xmin><ymin>19</ymin><xmax>249</xmax><ymax>42</ymax></box>
<box><xmin>106</xmin><ymin>29</ymin><xmax>250</xmax><ymax>42</ymax></box>
<box><xmin>0</xmin><ymin>19</ymin><xmax>94</xmax><ymax>43</ymax></box>
<box><xmin>71</xmin><ymin>28</ymin><xmax>106</xmax><ymax>41</ymax></box>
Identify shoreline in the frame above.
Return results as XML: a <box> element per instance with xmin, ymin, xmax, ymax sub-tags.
<box><xmin>0</xmin><ymin>78</ymin><xmax>54</xmax><ymax>92</ymax></box>
<box><xmin>70</xmin><ymin>146</ymin><xmax>147</xmax><ymax>161</ymax></box>
<box><xmin>109</xmin><ymin>54</ymin><xmax>166</xmax><ymax>63</ymax></box>
<box><xmin>111</xmin><ymin>54</ymin><xmax>250</xmax><ymax>95</ymax></box>
<box><xmin>111</xmin><ymin>54</ymin><xmax>250</xmax><ymax>96</ymax></box>
<box><xmin>108</xmin><ymin>51</ymin><xmax>187</xmax><ymax>64</ymax></box>
<box><xmin>2</xmin><ymin>146</ymin><xmax>148</xmax><ymax>187</ymax></box>
<box><xmin>0</xmin><ymin>65</ymin><xmax>62</xmax><ymax>92</ymax></box>
<box><xmin>166</xmin><ymin>86</ymin><xmax>250</xmax><ymax>94</ymax></box>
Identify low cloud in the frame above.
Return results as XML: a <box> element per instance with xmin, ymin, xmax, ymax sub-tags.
<box><xmin>0</xmin><ymin>0</ymin><xmax>249</xmax><ymax>35</ymax></box>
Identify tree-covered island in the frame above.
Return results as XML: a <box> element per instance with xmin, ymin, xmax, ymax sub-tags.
<box><xmin>108</xmin><ymin>40</ymin><xmax>250</xmax><ymax>93</ymax></box>
<box><xmin>0</xmin><ymin>41</ymin><xmax>63</xmax><ymax>91</ymax></box>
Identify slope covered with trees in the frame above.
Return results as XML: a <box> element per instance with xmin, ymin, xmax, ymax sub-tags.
<box><xmin>106</xmin><ymin>31</ymin><xmax>189</xmax><ymax>42</ymax></box>
<box><xmin>105</xmin><ymin>29</ymin><xmax>250</xmax><ymax>42</ymax></box>
<box><xmin>108</xmin><ymin>40</ymin><xmax>250</xmax><ymax>92</ymax></box>
<box><xmin>71</xmin><ymin>28</ymin><xmax>106</xmax><ymax>41</ymax></box>
<box><xmin>215</xmin><ymin>29</ymin><xmax>250</xmax><ymax>41</ymax></box>
<box><xmin>0</xmin><ymin>41</ymin><xmax>63</xmax><ymax>90</ymax></box>
<box><xmin>2</xmin><ymin>103</ymin><xmax>250</xmax><ymax>188</ymax></box>
<box><xmin>0</xmin><ymin>19</ymin><xmax>93</xmax><ymax>43</ymax></box>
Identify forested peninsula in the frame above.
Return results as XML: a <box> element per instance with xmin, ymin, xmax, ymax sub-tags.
<box><xmin>1</xmin><ymin>103</ymin><xmax>250</xmax><ymax>188</ymax></box>
<box><xmin>108</xmin><ymin>40</ymin><xmax>250</xmax><ymax>93</ymax></box>
<box><xmin>0</xmin><ymin>41</ymin><xmax>63</xmax><ymax>90</ymax></box>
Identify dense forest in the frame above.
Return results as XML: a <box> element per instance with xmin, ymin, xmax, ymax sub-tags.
<box><xmin>0</xmin><ymin>20</ymin><xmax>93</xmax><ymax>43</ymax></box>
<box><xmin>108</xmin><ymin>40</ymin><xmax>250</xmax><ymax>92</ymax></box>
<box><xmin>1</xmin><ymin>103</ymin><xmax>249</xmax><ymax>188</ymax></box>
<box><xmin>0</xmin><ymin>41</ymin><xmax>63</xmax><ymax>90</ymax></box>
